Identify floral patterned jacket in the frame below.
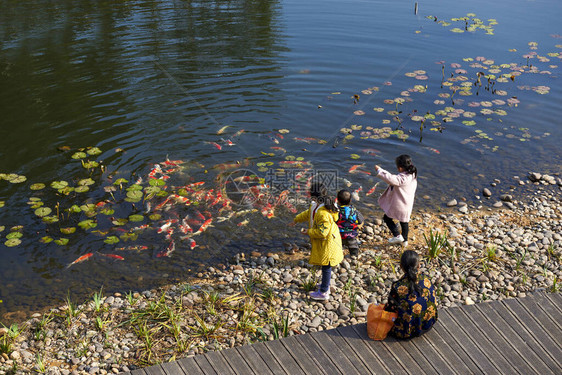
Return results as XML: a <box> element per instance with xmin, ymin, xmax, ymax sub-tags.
<box><xmin>385</xmin><ymin>274</ymin><xmax>438</xmax><ymax>339</ymax></box>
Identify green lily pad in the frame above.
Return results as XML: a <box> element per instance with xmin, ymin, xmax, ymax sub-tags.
<box><xmin>75</xmin><ymin>185</ymin><xmax>89</xmax><ymax>193</ymax></box>
<box><xmin>156</xmin><ymin>191</ymin><xmax>169</xmax><ymax>198</ymax></box>
<box><xmin>100</xmin><ymin>208</ymin><xmax>114</xmax><ymax>215</ymax></box>
<box><xmin>69</xmin><ymin>205</ymin><xmax>82</xmax><ymax>213</ymax></box>
<box><xmin>177</xmin><ymin>188</ymin><xmax>188</xmax><ymax>197</ymax></box>
<box><xmin>104</xmin><ymin>236</ymin><xmax>120</xmax><ymax>245</ymax></box>
<box><xmin>30</xmin><ymin>201</ymin><xmax>43</xmax><ymax>209</ymax></box>
<box><xmin>51</xmin><ymin>181</ymin><xmax>68</xmax><ymax>189</ymax></box>
<box><xmin>34</xmin><ymin>207</ymin><xmax>52</xmax><ymax>217</ymax></box>
<box><xmin>54</xmin><ymin>238</ymin><xmax>69</xmax><ymax>246</ymax></box>
<box><xmin>39</xmin><ymin>236</ymin><xmax>53</xmax><ymax>243</ymax></box>
<box><xmin>149</xmin><ymin>214</ymin><xmax>161</xmax><ymax>221</ymax></box>
<box><xmin>58</xmin><ymin>186</ymin><xmax>75</xmax><ymax>195</ymax></box>
<box><xmin>82</xmin><ymin>161</ymin><xmax>99</xmax><ymax>169</ymax></box>
<box><xmin>60</xmin><ymin>227</ymin><xmax>76</xmax><ymax>235</ymax></box>
<box><xmin>30</xmin><ymin>183</ymin><xmax>46</xmax><ymax>190</ymax></box>
<box><xmin>111</xmin><ymin>218</ymin><xmax>128</xmax><ymax>226</ymax></box>
<box><xmin>120</xmin><ymin>232</ymin><xmax>138</xmax><ymax>242</ymax></box>
<box><xmin>80</xmin><ymin>204</ymin><xmax>96</xmax><ymax>213</ymax></box>
<box><xmin>128</xmin><ymin>214</ymin><xmax>144</xmax><ymax>222</ymax></box>
<box><xmin>0</xmin><ymin>201</ymin><xmax>4</xmax><ymax>208</ymax></box>
<box><xmin>42</xmin><ymin>216</ymin><xmax>59</xmax><ymax>224</ymax></box>
<box><xmin>0</xmin><ymin>226</ymin><xmax>4</xmax><ymax>232</ymax></box>
<box><xmin>9</xmin><ymin>175</ymin><xmax>27</xmax><ymax>184</ymax></box>
<box><xmin>126</xmin><ymin>190</ymin><xmax>143</xmax><ymax>202</ymax></box>
<box><xmin>5</xmin><ymin>238</ymin><xmax>21</xmax><ymax>247</ymax></box>
<box><xmin>258</xmin><ymin>167</ymin><xmax>268</xmax><ymax>172</ymax></box>
<box><xmin>86</xmin><ymin>147</ymin><xmax>102</xmax><ymax>156</ymax></box>
<box><xmin>126</xmin><ymin>184</ymin><xmax>143</xmax><ymax>192</ymax></box>
<box><xmin>72</xmin><ymin>152</ymin><xmax>87</xmax><ymax>159</ymax></box>
<box><xmin>113</xmin><ymin>178</ymin><xmax>128</xmax><ymax>186</ymax></box>
<box><xmin>149</xmin><ymin>179</ymin><xmax>166</xmax><ymax>187</ymax></box>
<box><xmin>78</xmin><ymin>220</ymin><xmax>97</xmax><ymax>230</ymax></box>
<box><xmin>10</xmin><ymin>225</ymin><xmax>23</xmax><ymax>231</ymax></box>
<box><xmin>6</xmin><ymin>232</ymin><xmax>23</xmax><ymax>240</ymax></box>
<box><xmin>78</xmin><ymin>178</ymin><xmax>95</xmax><ymax>186</ymax></box>
<box><xmin>350</xmin><ymin>154</ymin><xmax>361</xmax><ymax>160</ymax></box>
<box><xmin>144</xmin><ymin>186</ymin><xmax>161</xmax><ymax>195</ymax></box>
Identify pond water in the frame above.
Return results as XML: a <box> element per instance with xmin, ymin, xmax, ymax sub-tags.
<box><xmin>1</xmin><ymin>0</ymin><xmax>561</xmax><ymax>322</ymax></box>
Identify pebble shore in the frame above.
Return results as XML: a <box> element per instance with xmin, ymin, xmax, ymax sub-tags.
<box><xmin>0</xmin><ymin>171</ymin><xmax>560</xmax><ymax>375</ymax></box>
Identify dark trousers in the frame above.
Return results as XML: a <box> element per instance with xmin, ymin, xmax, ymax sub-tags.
<box><xmin>342</xmin><ymin>237</ymin><xmax>359</xmax><ymax>256</ymax></box>
<box><xmin>319</xmin><ymin>265</ymin><xmax>332</xmax><ymax>293</ymax></box>
<box><xmin>383</xmin><ymin>214</ymin><xmax>409</xmax><ymax>241</ymax></box>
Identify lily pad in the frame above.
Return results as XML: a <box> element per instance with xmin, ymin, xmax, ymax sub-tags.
<box><xmin>72</xmin><ymin>152</ymin><xmax>87</xmax><ymax>159</ymax></box>
<box><xmin>39</xmin><ymin>236</ymin><xmax>53</xmax><ymax>243</ymax></box>
<box><xmin>34</xmin><ymin>207</ymin><xmax>52</xmax><ymax>217</ymax></box>
<box><xmin>80</xmin><ymin>204</ymin><xmax>96</xmax><ymax>213</ymax></box>
<box><xmin>5</xmin><ymin>238</ymin><xmax>21</xmax><ymax>247</ymax></box>
<box><xmin>82</xmin><ymin>161</ymin><xmax>99</xmax><ymax>169</ymax></box>
<box><xmin>0</xmin><ymin>226</ymin><xmax>4</xmax><ymax>232</ymax></box>
<box><xmin>0</xmin><ymin>201</ymin><xmax>4</xmax><ymax>208</ymax></box>
<box><xmin>78</xmin><ymin>220</ymin><xmax>97</xmax><ymax>230</ymax></box>
<box><xmin>42</xmin><ymin>216</ymin><xmax>59</xmax><ymax>224</ymax></box>
<box><xmin>10</xmin><ymin>175</ymin><xmax>27</xmax><ymax>184</ymax></box>
<box><xmin>51</xmin><ymin>181</ymin><xmax>68</xmax><ymax>189</ymax></box>
<box><xmin>75</xmin><ymin>185</ymin><xmax>89</xmax><ymax>193</ymax></box>
<box><xmin>60</xmin><ymin>227</ymin><xmax>76</xmax><ymax>235</ymax></box>
<box><xmin>6</xmin><ymin>232</ymin><xmax>23</xmax><ymax>240</ymax></box>
<box><xmin>126</xmin><ymin>190</ymin><xmax>143</xmax><ymax>202</ymax></box>
<box><xmin>113</xmin><ymin>178</ymin><xmax>128</xmax><ymax>186</ymax></box>
<box><xmin>100</xmin><ymin>208</ymin><xmax>115</xmax><ymax>215</ymax></box>
<box><xmin>149</xmin><ymin>179</ymin><xmax>166</xmax><ymax>187</ymax></box>
<box><xmin>30</xmin><ymin>183</ymin><xmax>46</xmax><ymax>190</ymax></box>
<box><xmin>149</xmin><ymin>213</ymin><xmax>162</xmax><ymax>221</ymax></box>
<box><xmin>350</xmin><ymin>154</ymin><xmax>361</xmax><ymax>160</ymax></box>
<box><xmin>58</xmin><ymin>186</ymin><xmax>75</xmax><ymax>195</ymax></box>
<box><xmin>54</xmin><ymin>238</ymin><xmax>69</xmax><ymax>246</ymax></box>
<box><xmin>87</xmin><ymin>147</ymin><xmax>102</xmax><ymax>156</ymax></box>
<box><xmin>126</xmin><ymin>184</ymin><xmax>143</xmax><ymax>192</ymax></box>
<box><xmin>120</xmin><ymin>232</ymin><xmax>138</xmax><ymax>242</ymax></box>
<box><xmin>111</xmin><ymin>218</ymin><xmax>128</xmax><ymax>226</ymax></box>
<box><xmin>129</xmin><ymin>214</ymin><xmax>144</xmax><ymax>222</ymax></box>
<box><xmin>69</xmin><ymin>205</ymin><xmax>82</xmax><ymax>213</ymax></box>
<box><xmin>78</xmin><ymin>178</ymin><xmax>95</xmax><ymax>186</ymax></box>
<box><xmin>104</xmin><ymin>236</ymin><xmax>120</xmax><ymax>245</ymax></box>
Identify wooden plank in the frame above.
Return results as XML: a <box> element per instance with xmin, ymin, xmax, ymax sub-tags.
<box><xmin>458</xmin><ymin>305</ymin><xmax>535</xmax><ymax>375</ymax></box>
<box><xmin>144</xmin><ymin>365</ymin><xmax>167</xmax><ymax>375</ymax></box>
<box><xmin>193</xmin><ymin>355</ymin><xmax>218</xmax><ymax>375</ymax></box>
<box><xmin>543</xmin><ymin>291</ymin><xmax>562</xmax><ymax>313</ymax></box>
<box><xmin>279</xmin><ymin>335</ymin><xmax>325</xmax><ymax>375</ymax></box>
<box><xmin>175</xmin><ymin>356</ymin><xmax>204</xmax><ymax>375</ymax></box>
<box><xmin>475</xmin><ymin>302</ymin><xmax>555</xmax><ymax>375</ymax></box>
<box><xmin>533</xmin><ymin>294</ymin><xmax>562</xmax><ymax>330</ymax></box>
<box><xmin>406</xmin><ymin>331</ymin><xmax>457</xmax><ymax>374</ymax></box>
<box><xmin>501</xmin><ymin>298</ymin><xmax>562</xmax><ymax>371</ymax></box>
<box><xmin>160</xmin><ymin>361</ymin><xmax>187</xmax><ymax>375</ymax></box>
<box><xmin>413</xmin><ymin>329</ymin><xmax>467</xmax><ymax>374</ymax></box>
<box><xmin>236</xmin><ymin>344</ymin><xmax>283</xmax><ymax>375</ymax></box>
<box><xmin>219</xmin><ymin>346</ymin><xmax>255</xmax><ymax>375</ymax></box>
<box><xmin>265</xmin><ymin>339</ymin><xmax>307</xmax><ymax>374</ymax></box>
<box><xmin>431</xmin><ymin>310</ymin><xmax>485</xmax><ymax>374</ymax></box>
<box><xmin>317</xmin><ymin>329</ymin><xmax>372</xmax><ymax>375</ymax></box>
<box><xmin>240</xmin><ymin>342</ymin><xmax>286</xmax><ymax>375</ymax></box>
<box><xmin>381</xmin><ymin>337</ymin><xmax>426</xmax><ymax>374</ymax></box>
<box><xmin>130</xmin><ymin>369</ymin><xmax>147</xmax><ymax>375</ymax></box>
<box><xmin>309</xmin><ymin>331</ymin><xmax>361</xmax><ymax>374</ymax></box>
<box><xmin>204</xmin><ymin>350</ymin><xmax>235</xmax><ymax>374</ymax></box>
<box><xmin>333</xmin><ymin>325</ymin><xmax>389</xmax><ymax>374</ymax></box>
<box><xmin>350</xmin><ymin>324</ymin><xmax>407</xmax><ymax>374</ymax></box>
<box><xmin>447</xmin><ymin>305</ymin><xmax>518</xmax><ymax>374</ymax></box>
<box><xmin>291</xmin><ymin>334</ymin><xmax>341</xmax><ymax>374</ymax></box>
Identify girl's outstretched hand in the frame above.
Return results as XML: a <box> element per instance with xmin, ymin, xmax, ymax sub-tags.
<box><xmin>300</xmin><ymin>228</ymin><xmax>308</xmax><ymax>235</ymax></box>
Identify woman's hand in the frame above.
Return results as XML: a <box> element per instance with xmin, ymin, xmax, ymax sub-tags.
<box><xmin>374</xmin><ymin>165</ymin><xmax>380</xmax><ymax>172</ymax></box>
<box><xmin>300</xmin><ymin>228</ymin><xmax>308</xmax><ymax>235</ymax></box>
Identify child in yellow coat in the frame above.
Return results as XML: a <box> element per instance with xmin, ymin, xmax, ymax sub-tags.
<box><xmin>294</xmin><ymin>182</ymin><xmax>343</xmax><ymax>300</ymax></box>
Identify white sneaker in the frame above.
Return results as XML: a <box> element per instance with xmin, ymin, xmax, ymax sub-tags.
<box><xmin>388</xmin><ymin>235</ymin><xmax>404</xmax><ymax>244</ymax></box>
<box><xmin>402</xmin><ymin>241</ymin><xmax>408</xmax><ymax>248</ymax></box>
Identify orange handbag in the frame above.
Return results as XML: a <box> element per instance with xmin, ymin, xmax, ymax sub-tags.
<box><xmin>367</xmin><ymin>303</ymin><xmax>398</xmax><ymax>340</ymax></box>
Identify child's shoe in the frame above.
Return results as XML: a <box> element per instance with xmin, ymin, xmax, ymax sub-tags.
<box><xmin>309</xmin><ymin>290</ymin><xmax>330</xmax><ymax>301</ymax></box>
<box><xmin>402</xmin><ymin>241</ymin><xmax>408</xmax><ymax>248</ymax></box>
<box><xmin>315</xmin><ymin>284</ymin><xmax>331</xmax><ymax>295</ymax></box>
<box><xmin>388</xmin><ymin>234</ymin><xmax>404</xmax><ymax>244</ymax></box>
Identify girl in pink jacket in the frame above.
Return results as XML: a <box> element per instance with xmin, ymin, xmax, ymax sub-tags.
<box><xmin>375</xmin><ymin>155</ymin><xmax>417</xmax><ymax>247</ymax></box>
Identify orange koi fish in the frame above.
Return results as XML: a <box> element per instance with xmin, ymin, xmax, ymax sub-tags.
<box><xmin>354</xmin><ymin>186</ymin><xmax>363</xmax><ymax>194</ymax></box>
<box><xmin>66</xmin><ymin>253</ymin><xmax>93</xmax><ymax>268</ymax></box>
<box><xmin>361</xmin><ymin>148</ymin><xmax>380</xmax><ymax>155</ymax></box>
<box><xmin>180</xmin><ymin>237</ymin><xmax>197</xmax><ymax>250</ymax></box>
<box><xmin>270</xmin><ymin>146</ymin><xmax>287</xmax><ymax>154</ymax></box>
<box><xmin>157</xmin><ymin>219</ymin><xmax>178</xmax><ymax>233</ymax></box>
<box><xmin>194</xmin><ymin>210</ymin><xmax>206</xmax><ymax>221</ymax></box>
<box><xmin>349</xmin><ymin>164</ymin><xmax>371</xmax><ymax>175</ymax></box>
<box><xmin>180</xmin><ymin>217</ymin><xmax>193</xmax><ymax>234</ymax></box>
<box><xmin>162</xmin><ymin>159</ymin><xmax>184</xmax><ymax>167</ymax></box>
<box><xmin>425</xmin><ymin>146</ymin><xmax>440</xmax><ymax>154</ymax></box>
<box><xmin>206</xmin><ymin>141</ymin><xmax>222</xmax><ymax>150</ymax></box>
<box><xmin>221</xmin><ymin>138</ymin><xmax>235</xmax><ymax>146</ymax></box>
<box><xmin>237</xmin><ymin>218</ymin><xmax>250</xmax><ymax>227</ymax></box>
<box><xmin>293</xmin><ymin>137</ymin><xmax>311</xmax><ymax>144</ymax></box>
<box><xmin>103</xmin><ymin>254</ymin><xmax>125</xmax><ymax>261</ymax></box>
<box><xmin>366</xmin><ymin>182</ymin><xmax>380</xmax><ymax>196</ymax></box>
<box><xmin>217</xmin><ymin>125</ymin><xmax>230</xmax><ymax>135</ymax></box>
<box><xmin>233</xmin><ymin>129</ymin><xmax>245</xmax><ymax>137</ymax></box>
<box><xmin>187</xmin><ymin>181</ymin><xmax>205</xmax><ymax>188</ymax></box>
<box><xmin>156</xmin><ymin>241</ymin><xmax>176</xmax><ymax>258</ymax></box>
<box><xmin>193</xmin><ymin>218</ymin><xmax>213</xmax><ymax>235</ymax></box>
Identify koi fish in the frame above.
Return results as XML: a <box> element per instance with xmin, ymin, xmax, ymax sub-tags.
<box><xmin>354</xmin><ymin>186</ymin><xmax>363</xmax><ymax>194</ymax></box>
<box><xmin>237</xmin><ymin>218</ymin><xmax>250</xmax><ymax>226</ymax></box>
<box><xmin>233</xmin><ymin>129</ymin><xmax>245</xmax><ymax>137</ymax></box>
<box><xmin>348</xmin><ymin>164</ymin><xmax>364</xmax><ymax>173</ymax></box>
<box><xmin>366</xmin><ymin>182</ymin><xmax>380</xmax><ymax>196</ymax></box>
<box><xmin>293</xmin><ymin>137</ymin><xmax>311</xmax><ymax>144</ymax></box>
<box><xmin>193</xmin><ymin>218</ymin><xmax>213</xmax><ymax>235</ymax></box>
<box><xmin>361</xmin><ymin>148</ymin><xmax>380</xmax><ymax>155</ymax></box>
<box><xmin>66</xmin><ymin>253</ymin><xmax>93</xmax><ymax>268</ymax></box>
<box><xmin>217</xmin><ymin>125</ymin><xmax>230</xmax><ymax>135</ymax></box>
<box><xmin>206</xmin><ymin>141</ymin><xmax>222</xmax><ymax>150</ymax></box>
<box><xmin>270</xmin><ymin>146</ymin><xmax>287</xmax><ymax>154</ymax></box>
<box><xmin>187</xmin><ymin>181</ymin><xmax>205</xmax><ymax>188</ymax></box>
<box><xmin>132</xmin><ymin>224</ymin><xmax>150</xmax><ymax>232</ymax></box>
<box><xmin>165</xmin><ymin>228</ymin><xmax>174</xmax><ymax>240</ymax></box>
<box><xmin>162</xmin><ymin>159</ymin><xmax>184</xmax><ymax>167</ymax></box>
<box><xmin>170</xmin><ymin>194</ymin><xmax>191</xmax><ymax>205</ymax></box>
<box><xmin>425</xmin><ymin>147</ymin><xmax>440</xmax><ymax>154</ymax></box>
<box><xmin>221</xmin><ymin>138</ymin><xmax>235</xmax><ymax>146</ymax></box>
<box><xmin>180</xmin><ymin>217</ymin><xmax>193</xmax><ymax>234</ymax></box>
<box><xmin>157</xmin><ymin>219</ymin><xmax>178</xmax><ymax>233</ymax></box>
<box><xmin>156</xmin><ymin>241</ymin><xmax>176</xmax><ymax>258</ymax></box>
<box><xmin>194</xmin><ymin>210</ymin><xmax>206</xmax><ymax>221</ymax></box>
<box><xmin>180</xmin><ymin>237</ymin><xmax>197</xmax><ymax>250</ymax></box>
<box><xmin>103</xmin><ymin>254</ymin><xmax>125</xmax><ymax>261</ymax></box>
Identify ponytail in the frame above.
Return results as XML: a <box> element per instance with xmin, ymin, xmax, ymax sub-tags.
<box><xmin>400</xmin><ymin>250</ymin><xmax>422</xmax><ymax>295</ymax></box>
<box><xmin>396</xmin><ymin>154</ymin><xmax>417</xmax><ymax>178</ymax></box>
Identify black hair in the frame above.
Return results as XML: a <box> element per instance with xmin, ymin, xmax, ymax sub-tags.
<box><xmin>396</xmin><ymin>154</ymin><xmax>417</xmax><ymax>177</ymax></box>
<box><xmin>337</xmin><ymin>189</ymin><xmax>351</xmax><ymax>205</ymax></box>
<box><xmin>400</xmin><ymin>250</ymin><xmax>422</xmax><ymax>295</ymax></box>
<box><xmin>310</xmin><ymin>182</ymin><xmax>338</xmax><ymax>213</ymax></box>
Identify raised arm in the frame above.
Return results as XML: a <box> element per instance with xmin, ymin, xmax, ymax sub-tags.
<box><xmin>375</xmin><ymin>166</ymin><xmax>412</xmax><ymax>186</ymax></box>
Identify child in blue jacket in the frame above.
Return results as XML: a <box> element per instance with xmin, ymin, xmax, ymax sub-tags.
<box><xmin>336</xmin><ymin>189</ymin><xmax>364</xmax><ymax>257</ymax></box>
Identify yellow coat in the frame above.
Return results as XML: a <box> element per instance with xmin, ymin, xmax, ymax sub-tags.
<box><xmin>294</xmin><ymin>204</ymin><xmax>343</xmax><ymax>266</ymax></box>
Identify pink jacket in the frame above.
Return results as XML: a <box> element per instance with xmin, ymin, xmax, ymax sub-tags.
<box><xmin>376</xmin><ymin>168</ymin><xmax>417</xmax><ymax>222</ymax></box>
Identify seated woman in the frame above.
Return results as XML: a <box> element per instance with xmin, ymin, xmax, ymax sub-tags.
<box><xmin>384</xmin><ymin>250</ymin><xmax>438</xmax><ymax>339</ymax></box>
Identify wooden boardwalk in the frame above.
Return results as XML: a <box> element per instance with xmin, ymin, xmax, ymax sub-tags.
<box><xmin>127</xmin><ymin>291</ymin><xmax>561</xmax><ymax>374</ymax></box>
